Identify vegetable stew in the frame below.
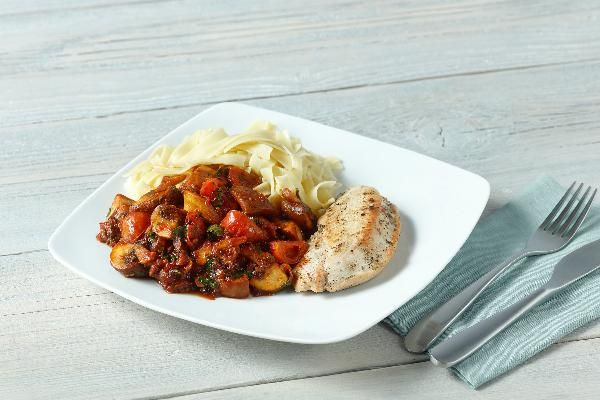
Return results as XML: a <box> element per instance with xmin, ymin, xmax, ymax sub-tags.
<box><xmin>96</xmin><ymin>164</ymin><xmax>315</xmax><ymax>299</ymax></box>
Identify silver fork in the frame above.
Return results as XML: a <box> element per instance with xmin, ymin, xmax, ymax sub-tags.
<box><xmin>405</xmin><ymin>182</ymin><xmax>596</xmax><ymax>353</ymax></box>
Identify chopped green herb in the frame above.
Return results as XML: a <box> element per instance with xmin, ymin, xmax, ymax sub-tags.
<box><xmin>196</xmin><ymin>276</ymin><xmax>217</xmax><ymax>290</ymax></box>
<box><xmin>173</xmin><ymin>225</ymin><xmax>187</xmax><ymax>238</ymax></box>
<box><xmin>148</xmin><ymin>232</ymin><xmax>158</xmax><ymax>242</ymax></box>
<box><xmin>215</xmin><ymin>166</ymin><xmax>228</xmax><ymax>177</ymax></box>
<box><xmin>232</xmin><ymin>269</ymin><xmax>249</xmax><ymax>279</ymax></box>
<box><xmin>206</xmin><ymin>224</ymin><xmax>224</xmax><ymax>240</ymax></box>
<box><xmin>204</xmin><ymin>256</ymin><xmax>216</xmax><ymax>271</ymax></box>
<box><xmin>161</xmin><ymin>250</ymin><xmax>176</xmax><ymax>263</ymax></box>
<box><xmin>211</xmin><ymin>187</ymin><xmax>224</xmax><ymax>207</ymax></box>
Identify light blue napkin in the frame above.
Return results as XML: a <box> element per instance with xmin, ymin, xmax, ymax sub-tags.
<box><xmin>384</xmin><ymin>177</ymin><xmax>600</xmax><ymax>388</ymax></box>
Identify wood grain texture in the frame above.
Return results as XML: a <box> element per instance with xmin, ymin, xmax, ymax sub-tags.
<box><xmin>2</xmin><ymin>65</ymin><xmax>600</xmax><ymax>397</ymax></box>
<box><xmin>0</xmin><ymin>252</ymin><xmax>423</xmax><ymax>400</ymax></box>
<box><xmin>2</xmin><ymin>1</ymin><xmax>600</xmax><ymax>127</ymax></box>
<box><xmin>178</xmin><ymin>338</ymin><xmax>600</xmax><ymax>399</ymax></box>
<box><xmin>5</xmin><ymin>57</ymin><xmax>600</xmax><ymax>186</ymax></box>
<box><xmin>3</xmin><ymin>61</ymin><xmax>600</xmax><ymax>255</ymax></box>
<box><xmin>3</xmin><ymin>0</ymin><xmax>600</xmax><ymax>399</ymax></box>
<box><xmin>2</xmin><ymin>248</ymin><xmax>599</xmax><ymax>400</ymax></box>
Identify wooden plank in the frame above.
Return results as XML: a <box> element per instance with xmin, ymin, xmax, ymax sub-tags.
<box><xmin>4</xmin><ymin>58</ymin><xmax>600</xmax><ymax>186</ymax></box>
<box><xmin>3</xmin><ymin>55</ymin><xmax>600</xmax><ymax>397</ymax></box>
<box><xmin>0</xmin><ymin>0</ymin><xmax>167</xmax><ymax>16</ymax></box>
<box><xmin>3</xmin><ymin>2</ymin><xmax>600</xmax><ymax>399</ymax></box>
<box><xmin>0</xmin><ymin>251</ymin><xmax>424</xmax><ymax>400</ymax></box>
<box><xmin>3</xmin><ymin>61</ymin><xmax>600</xmax><ymax>255</ymax></box>
<box><xmin>0</xmin><ymin>174</ymin><xmax>110</xmax><ymax>256</ymax></box>
<box><xmin>178</xmin><ymin>338</ymin><xmax>600</xmax><ymax>400</ymax></box>
<box><xmin>1</xmin><ymin>248</ymin><xmax>599</xmax><ymax>400</ymax></box>
<box><xmin>2</xmin><ymin>1</ymin><xmax>600</xmax><ymax>127</ymax></box>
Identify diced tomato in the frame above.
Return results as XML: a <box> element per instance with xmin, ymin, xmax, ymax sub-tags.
<box><xmin>220</xmin><ymin>210</ymin><xmax>268</xmax><ymax>241</ymax></box>
<box><xmin>120</xmin><ymin>211</ymin><xmax>151</xmax><ymax>243</ymax></box>
<box><xmin>179</xmin><ymin>166</ymin><xmax>216</xmax><ymax>193</ymax></box>
<box><xmin>269</xmin><ymin>241</ymin><xmax>309</xmax><ymax>264</ymax></box>
<box><xmin>200</xmin><ymin>178</ymin><xmax>226</xmax><ymax>199</ymax></box>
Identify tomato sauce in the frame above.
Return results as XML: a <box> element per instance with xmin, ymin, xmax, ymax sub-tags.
<box><xmin>97</xmin><ymin>164</ymin><xmax>316</xmax><ymax>299</ymax></box>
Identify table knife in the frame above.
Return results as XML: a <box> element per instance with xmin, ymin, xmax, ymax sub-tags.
<box><xmin>429</xmin><ymin>238</ymin><xmax>600</xmax><ymax>368</ymax></box>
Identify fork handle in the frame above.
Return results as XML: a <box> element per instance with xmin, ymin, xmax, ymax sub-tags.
<box><xmin>404</xmin><ymin>253</ymin><xmax>526</xmax><ymax>353</ymax></box>
<box><xmin>429</xmin><ymin>287</ymin><xmax>553</xmax><ymax>367</ymax></box>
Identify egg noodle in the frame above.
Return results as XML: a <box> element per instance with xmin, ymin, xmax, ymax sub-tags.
<box><xmin>125</xmin><ymin>121</ymin><xmax>343</xmax><ymax>215</ymax></box>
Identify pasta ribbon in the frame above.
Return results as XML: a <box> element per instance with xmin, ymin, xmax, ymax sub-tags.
<box><xmin>125</xmin><ymin>121</ymin><xmax>343</xmax><ymax>215</ymax></box>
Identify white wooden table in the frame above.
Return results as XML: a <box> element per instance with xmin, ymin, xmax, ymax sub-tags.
<box><xmin>2</xmin><ymin>1</ymin><xmax>600</xmax><ymax>398</ymax></box>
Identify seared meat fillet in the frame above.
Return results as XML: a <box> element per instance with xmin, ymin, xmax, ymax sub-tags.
<box><xmin>293</xmin><ymin>186</ymin><xmax>401</xmax><ymax>292</ymax></box>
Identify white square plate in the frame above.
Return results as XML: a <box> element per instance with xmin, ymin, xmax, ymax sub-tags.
<box><xmin>49</xmin><ymin>102</ymin><xmax>489</xmax><ymax>344</ymax></box>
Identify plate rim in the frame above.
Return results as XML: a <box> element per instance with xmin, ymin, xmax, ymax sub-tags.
<box><xmin>48</xmin><ymin>101</ymin><xmax>490</xmax><ymax>344</ymax></box>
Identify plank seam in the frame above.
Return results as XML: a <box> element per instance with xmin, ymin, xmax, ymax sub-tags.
<box><xmin>4</xmin><ymin>248</ymin><xmax>600</xmax><ymax>347</ymax></box>
<box><xmin>130</xmin><ymin>360</ymin><xmax>426</xmax><ymax>400</ymax></box>
<box><xmin>0</xmin><ymin>299</ymin><xmax>125</xmax><ymax>317</ymax></box>
<box><xmin>0</xmin><ymin>172</ymin><xmax>111</xmax><ymax>189</ymax></box>
<box><xmin>131</xmin><ymin>337</ymin><xmax>600</xmax><ymax>400</ymax></box>
<box><xmin>0</xmin><ymin>248</ymin><xmax>47</xmax><ymax>258</ymax></box>
<box><xmin>4</xmin><ymin>57</ymin><xmax>600</xmax><ymax>129</ymax></box>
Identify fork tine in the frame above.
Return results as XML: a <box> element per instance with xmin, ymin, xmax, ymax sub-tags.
<box><xmin>563</xmin><ymin>188</ymin><xmax>597</xmax><ymax>238</ymax></box>
<box><xmin>540</xmin><ymin>182</ymin><xmax>576</xmax><ymax>230</ymax></box>
<box><xmin>556</xmin><ymin>186</ymin><xmax>591</xmax><ymax>235</ymax></box>
<box><xmin>547</xmin><ymin>183</ymin><xmax>583</xmax><ymax>232</ymax></box>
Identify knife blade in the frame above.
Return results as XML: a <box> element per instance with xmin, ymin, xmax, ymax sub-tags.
<box><xmin>429</xmin><ymin>238</ymin><xmax>600</xmax><ymax>368</ymax></box>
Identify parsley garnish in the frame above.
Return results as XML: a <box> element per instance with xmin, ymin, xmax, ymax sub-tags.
<box><xmin>232</xmin><ymin>269</ymin><xmax>249</xmax><ymax>279</ymax></box>
<box><xmin>196</xmin><ymin>276</ymin><xmax>217</xmax><ymax>290</ymax></box>
<box><xmin>204</xmin><ymin>256</ymin><xmax>216</xmax><ymax>271</ymax></box>
<box><xmin>211</xmin><ymin>187</ymin><xmax>224</xmax><ymax>207</ymax></box>
<box><xmin>161</xmin><ymin>250</ymin><xmax>176</xmax><ymax>263</ymax></box>
<box><xmin>206</xmin><ymin>224</ymin><xmax>224</xmax><ymax>241</ymax></box>
<box><xmin>173</xmin><ymin>225</ymin><xmax>187</xmax><ymax>238</ymax></box>
<box><xmin>215</xmin><ymin>166</ymin><xmax>228</xmax><ymax>177</ymax></box>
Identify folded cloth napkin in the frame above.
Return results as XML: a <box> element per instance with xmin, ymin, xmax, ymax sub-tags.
<box><xmin>384</xmin><ymin>176</ymin><xmax>600</xmax><ymax>388</ymax></box>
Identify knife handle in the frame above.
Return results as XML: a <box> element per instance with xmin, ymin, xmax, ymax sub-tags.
<box><xmin>404</xmin><ymin>253</ymin><xmax>525</xmax><ymax>353</ymax></box>
<box><xmin>429</xmin><ymin>287</ymin><xmax>552</xmax><ymax>367</ymax></box>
